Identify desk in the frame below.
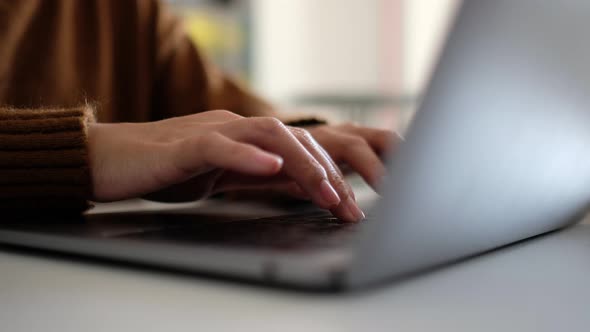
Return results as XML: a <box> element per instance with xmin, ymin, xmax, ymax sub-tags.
<box><xmin>1</xmin><ymin>200</ymin><xmax>589</xmax><ymax>332</ymax></box>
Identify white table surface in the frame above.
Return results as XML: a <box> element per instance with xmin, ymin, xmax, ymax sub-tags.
<box><xmin>1</xmin><ymin>199</ymin><xmax>589</xmax><ymax>332</ymax></box>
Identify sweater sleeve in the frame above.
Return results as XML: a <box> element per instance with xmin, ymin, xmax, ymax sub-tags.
<box><xmin>0</xmin><ymin>106</ymin><xmax>95</xmax><ymax>213</ymax></box>
<box><xmin>148</xmin><ymin>0</ymin><xmax>286</xmax><ymax>121</ymax></box>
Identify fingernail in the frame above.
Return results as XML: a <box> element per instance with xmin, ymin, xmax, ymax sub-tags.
<box><xmin>271</xmin><ymin>156</ymin><xmax>284</xmax><ymax>171</ymax></box>
<box><xmin>345</xmin><ymin>197</ymin><xmax>365</xmax><ymax>222</ymax></box>
<box><xmin>319</xmin><ymin>179</ymin><xmax>340</xmax><ymax>206</ymax></box>
<box><xmin>255</xmin><ymin>153</ymin><xmax>283</xmax><ymax>173</ymax></box>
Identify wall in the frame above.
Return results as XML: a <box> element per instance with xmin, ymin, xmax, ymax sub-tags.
<box><xmin>250</xmin><ymin>0</ymin><xmax>459</xmax><ymax>103</ymax></box>
<box><xmin>402</xmin><ymin>0</ymin><xmax>460</xmax><ymax>95</ymax></box>
<box><xmin>250</xmin><ymin>0</ymin><xmax>402</xmax><ymax>103</ymax></box>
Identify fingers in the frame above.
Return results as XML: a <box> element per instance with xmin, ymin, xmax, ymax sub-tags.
<box><xmin>222</xmin><ymin>117</ymin><xmax>350</xmax><ymax>215</ymax></box>
<box><xmin>174</xmin><ymin>132</ymin><xmax>283</xmax><ymax>178</ymax></box>
<box><xmin>335</xmin><ymin>134</ymin><xmax>387</xmax><ymax>190</ymax></box>
<box><xmin>341</xmin><ymin>124</ymin><xmax>400</xmax><ymax>156</ymax></box>
<box><xmin>291</xmin><ymin>127</ymin><xmax>364</xmax><ymax>222</ymax></box>
<box><xmin>172</xmin><ymin>116</ymin><xmax>371</xmax><ymax>222</ymax></box>
<box><xmin>310</xmin><ymin>124</ymin><xmax>397</xmax><ymax>192</ymax></box>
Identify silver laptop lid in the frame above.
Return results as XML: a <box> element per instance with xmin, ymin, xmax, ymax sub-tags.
<box><xmin>350</xmin><ymin>0</ymin><xmax>590</xmax><ymax>285</ymax></box>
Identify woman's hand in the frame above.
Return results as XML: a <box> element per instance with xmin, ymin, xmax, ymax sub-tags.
<box><xmin>306</xmin><ymin>123</ymin><xmax>400</xmax><ymax>191</ymax></box>
<box><xmin>87</xmin><ymin>110</ymin><xmax>365</xmax><ymax>222</ymax></box>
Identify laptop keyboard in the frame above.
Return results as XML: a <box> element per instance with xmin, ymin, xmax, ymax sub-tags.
<box><xmin>118</xmin><ymin>212</ymin><xmax>364</xmax><ymax>251</ymax></box>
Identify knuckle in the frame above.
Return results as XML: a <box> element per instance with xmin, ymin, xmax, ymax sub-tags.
<box><xmin>329</xmin><ymin>169</ymin><xmax>354</xmax><ymax>197</ymax></box>
<box><xmin>210</xmin><ymin>109</ymin><xmax>242</xmax><ymax>120</ymax></box>
<box><xmin>328</xmin><ymin>170</ymin><xmax>348</xmax><ymax>191</ymax></box>
<box><xmin>301</xmin><ymin>129</ymin><xmax>315</xmax><ymax>142</ymax></box>
<box><xmin>341</xmin><ymin>183</ymin><xmax>355</xmax><ymax>201</ymax></box>
<box><xmin>290</xmin><ymin>127</ymin><xmax>313</xmax><ymax>141</ymax></box>
<box><xmin>191</xmin><ymin>134</ymin><xmax>214</xmax><ymax>157</ymax></box>
<box><xmin>347</xmin><ymin>136</ymin><xmax>367</xmax><ymax>147</ymax></box>
<box><xmin>300</xmin><ymin>159</ymin><xmax>327</xmax><ymax>182</ymax></box>
<box><xmin>173</xmin><ymin>136</ymin><xmax>206</xmax><ymax>171</ymax></box>
<box><xmin>253</xmin><ymin>117</ymin><xmax>286</xmax><ymax>134</ymax></box>
<box><xmin>289</xmin><ymin>127</ymin><xmax>307</xmax><ymax>136</ymax></box>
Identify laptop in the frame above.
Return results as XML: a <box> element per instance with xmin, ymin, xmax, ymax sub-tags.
<box><xmin>2</xmin><ymin>0</ymin><xmax>590</xmax><ymax>290</ymax></box>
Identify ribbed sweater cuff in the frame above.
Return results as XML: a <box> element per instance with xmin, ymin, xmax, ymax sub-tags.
<box><xmin>0</xmin><ymin>106</ymin><xmax>95</xmax><ymax>214</ymax></box>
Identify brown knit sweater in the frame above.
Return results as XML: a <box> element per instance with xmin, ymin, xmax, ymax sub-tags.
<box><xmin>0</xmin><ymin>106</ymin><xmax>95</xmax><ymax>212</ymax></box>
<box><xmin>0</xmin><ymin>0</ymin><xmax>285</xmax><ymax>213</ymax></box>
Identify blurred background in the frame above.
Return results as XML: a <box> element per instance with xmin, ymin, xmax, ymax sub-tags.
<box><xmin>166</xmin><ymin>0</ymin><xmax>460</xmax><ymax>133</ymax></box>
